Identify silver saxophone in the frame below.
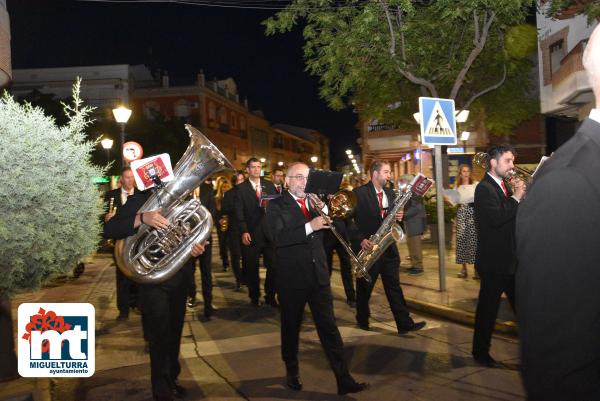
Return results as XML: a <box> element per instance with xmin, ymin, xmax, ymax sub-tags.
<box><xmin>352</xmin><ymin>173</ymin><xmax>433</xmax><ymax>281</ymax></box>
<box><xmin>115</xmin><ymin>124</ymin><xmax>233</xmax><ymax>284</ymax></box>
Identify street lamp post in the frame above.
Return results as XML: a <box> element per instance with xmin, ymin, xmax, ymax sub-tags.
<box><xmin>112</xmin><ymin>106</ymin><xmax>132</xmax><ymax>170</ymax></box>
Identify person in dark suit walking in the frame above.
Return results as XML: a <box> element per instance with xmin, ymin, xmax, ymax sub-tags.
<box><xmin>516</xmin><ymin>26</ymin><xmax>600</xmax><ymax>401</ymax></box>
<box><xmin>400</xmin><ymin>175</ymin><xmax>426</xmax><ymax>276</ymax></box>
<box><xmin>472</xmin><ymin>145</ymin><xmax>525</xmax><ymax>367</ymax></box>
<box><xmin>272</xmin><ymin>167</ymin><xmax>285</xmax><ymax>194</ymax></box>
<box><xmin>104</xmin><ymin>190</ymin><xmax>207</xmax><ymax>401</ymax></box>
<box><xmin>220</xmin><ymin>173</ymin><xmax>244</xmax><ymax>290</ymax></box>
<box><xmin>234</xmin><ymin>158</ymin><xmax>278</xmax><ymax>306</ymax></box>
<box><xmin>266</xmin><ymin>162</ymin><xmax>368</xmax><ymax>395</ymax></box>
<box><xmin>349</xmin><ymin>161</ymin><xmax>425</xmax><ymax>334</ymax></box>
<box><xmin>104</xmin><ymin>167</ymin><xmax>140</xmax><ymax>321</ymax></box>
<box><xmin>185</xmin><ymin>181</ymin><xmax>218</xmax><ymax>318</ymax></box>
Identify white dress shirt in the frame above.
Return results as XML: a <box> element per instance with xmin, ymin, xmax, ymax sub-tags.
<box><xmin>289</xmin><ymin>192</ymin><xmax>328</xmax><ymax>236</ymax></box>
<box><xmin>374</xmin><ymin>187</ymin><xmax>389</xmax><ymax>208</ymax></box>
<box><xmin>120</xmin><ymin>187</ymin><xmax>134</xmax><ymax>205</ymax></box>
<box><xmin>589</xmin><ymin>108</ymin><xmax>600</xmax><ymax>124</ymax></box>
<box><xmin>487</xmin><ymin>172</ymin><xmax>520</xmax><ymax>203</ymax></box>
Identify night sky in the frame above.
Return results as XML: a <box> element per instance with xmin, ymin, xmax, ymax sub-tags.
<box><xmin>8</xmin><ymin>0</ymin><xmax>359</xmax><ymax>168</ymax></box>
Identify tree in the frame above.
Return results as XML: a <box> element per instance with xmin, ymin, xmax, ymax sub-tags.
<box><xmin>543</xmin><ymin>0</ymin><xmax>600</xmax><ymax>24</ymax></box>
<box><xmin>0</xmin><ymin>80</ymin><xmax>105</xmax><ymax>378</ymax></box>
<box><xmin>264</xmin><ymin>0</ymin><xmax>538</xmax><ymax>135</ymax></box>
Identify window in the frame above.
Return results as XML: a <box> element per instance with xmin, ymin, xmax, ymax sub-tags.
<box><xmin>550</xmin><ymin>40</ymin><xmax>564</xmax><ymax>76</ymax></box>
<box><xmin>208</xmin><ymin>101</ymin><xmax>216</xmax><ymax>120</ymax></box>
<box><xmin>174</xmin><ymin>99</ymin><xmax>191</xmax><ymax>118</ymax></box>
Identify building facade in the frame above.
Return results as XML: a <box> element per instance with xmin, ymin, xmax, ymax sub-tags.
<box><xmin>0</xmin><ymin>0</ymin><xmax>10</xmax><ymax>88</ymax></box>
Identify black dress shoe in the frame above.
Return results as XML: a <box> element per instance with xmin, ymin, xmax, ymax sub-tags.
<box><xmin>116</xmin><ymin>314</ymin><xmax>129</xmax><ymax>321</ymax></box>
<box><xmin>337</xmin><ymin>380</ymin><xmax>369</xmax><ymax>395</ymax></box>
<box><xmin>346</xmin><ymin>299</ymin><xmax>357</xmax><ymax>308</ymax></box>
<box><xmin>286</xmin><ymin>374</ymin><xmax>302</xmax><ymax>391</ymax></box>
<box><xmin>204</xmin><ymin>304</ymin><xmax>218</xmax><ymax>318</ymax></box>
<box><xmin>357</xmin><ymin>321</ymin><xmax>370</xmax><ymax>331</ymax></box>
<box><xmin>187</xmin><ymin>298</ymin><xmax>198</xmax><ymax>308</ymax></box>
<box><xmin>251</xmin><ymin>299</ymin><xmax>263</xmax><ymax>307</ymax></box>
<box><xmin>473</xmin><ymin>353</ymin><xmax>500</xmax><ymax>368</ymax></box>
<box><xmin>398</xmin><ymin>321</ymin><xmax>426</xmax><ymax>334</ymax></box>
<box><xmin>172</xmin><ymin>384</ymin><xmax>187</xmax><ymax>398</ymax></box>
<box><xmin>235</xmin><ymin>283</ymin><xmax>243</xmax><ymax>291</ymax></box>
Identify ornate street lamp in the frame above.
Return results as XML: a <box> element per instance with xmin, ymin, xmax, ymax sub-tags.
<box><xmin>112</xmin><ymin>106</ymin><xmax>132</xmax><ymax>170</ymax></box>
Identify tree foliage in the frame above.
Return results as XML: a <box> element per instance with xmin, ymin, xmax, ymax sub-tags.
<box><xmin>543</xmin><ymin>0</ymin><xmax>600</xmax><ymax>24</ymax></box>
<box><xmin>0</xmin><ymin>80</ymin><xmax>105</xmax><ymax>297</ymax></box>
<box><xmin>264</xmin><ymin>0</ymin><xmax>538</xmax><ymax>135</ymax></box>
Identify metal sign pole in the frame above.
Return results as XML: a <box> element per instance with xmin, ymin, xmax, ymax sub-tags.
<box><xmin>434</xmin><ymin>145</ymin><xmax>447</xmax><ymax>292</ymax></box>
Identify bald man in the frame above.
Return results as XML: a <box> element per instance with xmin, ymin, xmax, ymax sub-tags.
<box><xmin>516</xmin><ymin>24</ymin><xmax>600</xmax><ymax>401</ymax></box>
<box><xmin>266</xmin><ymin>163</ymin><xmax>368</xmax><ymax>396</ymax></box>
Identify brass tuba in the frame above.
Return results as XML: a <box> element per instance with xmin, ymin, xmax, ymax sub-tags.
<box><xmin>115</xmin><ymin>125</ymin><xmax>233</xmax><ymax>284</ymax></box>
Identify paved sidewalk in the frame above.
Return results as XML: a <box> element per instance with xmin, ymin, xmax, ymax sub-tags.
<box><xmin>2</xmin><ymin>233</ymin><xmax>521</xmax><ymax>401</ymax></box>
<box><xmin>397</xmin><ymin>238</ymin><xmax>517</xmax><ymax>335</ymax></box>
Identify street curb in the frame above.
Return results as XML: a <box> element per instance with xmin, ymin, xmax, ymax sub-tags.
<box><xmin>406</xmin><ymin>297</ymin><xmax>519</xmax><ymax>337</ymax></box>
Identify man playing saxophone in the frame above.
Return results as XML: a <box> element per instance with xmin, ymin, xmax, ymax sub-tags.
<box><xmin>348</xmin><ymin>160</ymin><xmax>426</xmax><ymax>334</ymax></box>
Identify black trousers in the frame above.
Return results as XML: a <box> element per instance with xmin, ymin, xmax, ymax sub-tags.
<box><xmin>241</xmin><ymin>239</ymin><xmax>276</xmax><ymax>302</ymax></box>
<box><xmin>472</xmin><ymin>272</ymin><xmax>516</xmax><ymax>356</ymax></box>
<box><xmin>216</xmin><ymin>228</ymin><xmax>229</xmax><ymax>269</ymax></box>
<box><xmin>324</xmin><ymin>233</ymin><xmax>356</xmax><ymax>302</ymax></box>
<box><xmin>279</xmin><ymin>283</ymin><xmax>352</xmax><ymax>384</ymax></box>
<box><xmin>226</xmin><ymin>228</ymin><xmax>243</xmax><ymax>285</ymax></box>
<box><xmin>356</xmin><ymin>256</ymin><xmax>413</xmax><ymax>331</ymax></box>
<box><xmin>115</xmin><ymin>259</ymin><xmax>138</xmax><ymax>317</ymax></box>
<box><xmin>140</xmin><ymin>270</ymin><xmax>188</xmax><ymax>399</ymax></box>
<box><xmin>186</xmin><ymin>240</ymin><xmax>213</xmax><ymax>307</ymax></box>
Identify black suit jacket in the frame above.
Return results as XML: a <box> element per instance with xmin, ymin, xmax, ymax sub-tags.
<box><xmin>104</xmin><ymin>187</ymin><xmax>141</xmax><ymax>213</ymax></box>
<box><xmin>220</xmin><ymin>186</ymin><xmax>239</xmax><ymax>232</ymax></box>
<box><xmin>266</xmin><ymin>191</ymin><xmax>329</xmax><ymax>290</ymax></box>
<box><xmin>103</xmin><ymin>191</ymin><xmax>150</xmax><ymax>240</ymax></box>
<box><xmin>198</xmin><ymin>182</ymin><xmax>217</xmax><ymax>223</ymax></box>
<box><xmin>474</xmin><ymin>173</ymin><xmax>519</xmax><ymax>275</ymax></box>
<box><xmin>516</xmin><ymin>118</ymin><xmax>600</xmax><ymax>401</ymax></box>
<box><xmin>348</xmin><ymin>181</ymin><xmax>399</xmax><ymax>259</ymax></box>
<box><xmin>234</xmin><ymin>178</ymin><xmax>277</xmax><ymax>243</ymax></box>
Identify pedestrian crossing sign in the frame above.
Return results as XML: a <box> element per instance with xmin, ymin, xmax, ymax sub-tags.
<box><xmin>419</xmin><ymin>97</ymin><xmax>457</xmax><ymax>145</ymax></box>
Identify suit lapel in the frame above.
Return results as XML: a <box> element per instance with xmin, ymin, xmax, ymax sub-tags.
<box><xmin>283</xmin><ymin>191</ymin><xmax>306</xmax><ymax>221</ymax></box>
<box><xmin>365</xmin><ymin>181</ymin><xmax>383</xmax><ymax>220</ymax></box>
<box><xmin>484</xmin><ymin>173</ymin><xmax>506</xmax><ymax>201</ymax></box>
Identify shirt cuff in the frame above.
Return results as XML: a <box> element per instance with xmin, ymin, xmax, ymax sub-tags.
<box><xmin>305</xmin><ymin>222</ymin><xmax>314</xmax><ymax>236</ymax></box>
<box><xmin>511</xmin><ymin>195</ymin><xmax>520</xmax><ymax>203</ymax></box>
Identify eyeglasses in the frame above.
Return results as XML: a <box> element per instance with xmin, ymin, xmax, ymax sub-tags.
<box><xmin>288</xmin><ymin>175</ymin><xmax>308</xmax><ymax>181</ymax></box>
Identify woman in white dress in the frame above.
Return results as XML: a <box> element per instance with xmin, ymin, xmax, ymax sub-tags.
<box><xmin>454</xmin><ymin>165</ymin><xmax>479</xmax><ymax>279</ymax></box>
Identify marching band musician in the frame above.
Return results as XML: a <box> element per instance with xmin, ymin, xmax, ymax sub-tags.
<box><xmin>104</xmin><ymin>189</ymin><xmax>207</xmax><ymax>401</ymax></box>
<box><xmin>472</xmin><ymin>145</ymin><xmax>525</xmax><ymax>368</ymax></box>
<box><xmin>104</xmin><ymin>167</ymin><xmax>140</xmax><ymax>321</ymax></box>
<box><xmin>266</xmin><ymin>162</ymin><xmax>368</xmax><ymax>395</ymax></box>
<box><xmin>234</xmin><ymin>158</ymin><xmax>278</xmax><ymax>307</ymax></box>
<box><xmin>516</xmin><ymin>24</ymin><xmax>600</xmax><ymax>400</ymax></box>
<box><xmin>220</xmin><ymin>173</ymin><xmax>245</xmax><ymax>291</ymax></box>
<box><xmin>348</xmin><ymin>160</ymin><xmax>426</xmax><ymax>334</ymax></box>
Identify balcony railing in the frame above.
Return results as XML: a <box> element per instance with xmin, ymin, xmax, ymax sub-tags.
<box><xmin>552</xmin><ymin>40</ymin><xmax>586</xmax><ymax>87</ymax></box>
<box><xmin>368</xmin><ymin>123</ymin><xmax>399</xmax><ymax>132</ymax></box>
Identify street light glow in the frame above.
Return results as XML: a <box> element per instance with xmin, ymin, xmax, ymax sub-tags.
<box><xmin>345</xmin><ymin>149</ymin><xmax>352</xmax><ymax>155</ymax></box>
<box><xmin>310</xmin><ymin>156</ymin><xmax>318</xmax><ymax>163</ymax></box>
<box><xmin>277</xmin><ymin>161</ymin><xmax>284</xmax><ymax>166</ymax></box>
<box><xmin>112</xmin><ymin>106</ymin><xmax>132</xmax><ymax>124</ymax></box>
<box><xmin>348</xmin><ymin>154</ymin><xmax>354</xmax><ymax>159</ymax></box>
<box><xmin>460</xmin><ymin>131</ymin><xmax>471</xmax><ymax>141</ymax></box>
<box><xmin>259</xmin><ymin>157</ymin><xmax>266</xmax><ymax>163</ymax></box>
<box><xmin>101</xmin><ymin>138</ymin><xmax>114</xmax><ymax>149</ymax></box>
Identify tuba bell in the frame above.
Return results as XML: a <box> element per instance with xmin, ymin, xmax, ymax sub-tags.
<box><xmin>115</xmin><ymin>124</ymin><xmax>233</xmax><ymax>284</ymax></box>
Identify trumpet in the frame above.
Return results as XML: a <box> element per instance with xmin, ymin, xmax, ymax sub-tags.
<box><xmin>108</xmin><ymin>197</ymin><xmax>116</xmax><ymax>215</ymax></box>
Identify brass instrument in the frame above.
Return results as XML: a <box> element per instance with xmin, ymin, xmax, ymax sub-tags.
<box><xmin>473</xmin><ymin>152</ymin><xmax>535</xmax><ymax>183</ymax></box>
<box><xmin>352</xmin><ymin>174</ymin><xmax>433</xmax><ymax>281</ymax></box>
<box><xmin>115</xmin><ymin>125</ymin><xmax>233</xmax><ymax>284</ymax></box>
<box><xmin>306</xmin><ymin>190</ymin><xmax>369</xmax><ymax>282</ymax></box>
<box><xmin>108</xmin><ymin>197</ymin><xmax>115</xmax><ymax>215</ymax></box>
<box><xmin>215</xmin><ymin>176</ymin><xmax>232</xmax><ymax>232</ymax></box>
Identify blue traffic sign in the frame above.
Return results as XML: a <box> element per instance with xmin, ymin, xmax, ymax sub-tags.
<box><xmin>419</xmin><ymin>97</ymin><xmax>457</xmax><ymax>145</ymax></box>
